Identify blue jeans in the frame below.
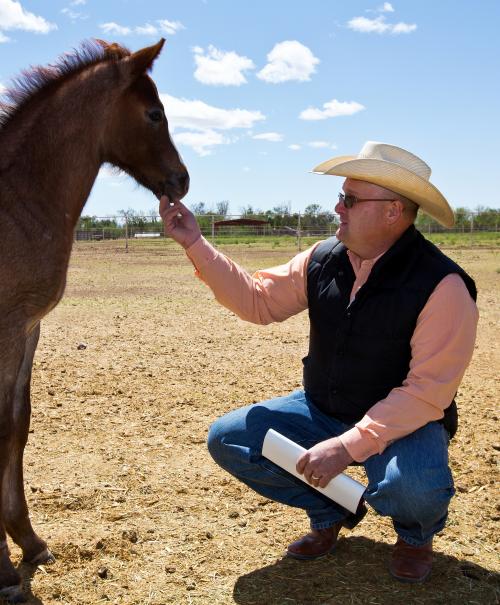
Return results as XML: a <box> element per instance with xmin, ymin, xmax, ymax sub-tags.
<box><xmin>207</xmin><ymin>390</ymin><xmax>454</xmax><ymax>546</ymax></box>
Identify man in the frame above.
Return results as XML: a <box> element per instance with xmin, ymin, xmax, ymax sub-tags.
<box><xmin>159</xmin><ymin>142</ymin><xmax>478</xmax><ymax>583</ymax></box>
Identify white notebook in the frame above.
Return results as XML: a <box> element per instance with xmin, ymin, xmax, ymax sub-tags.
<box><xmin>262</xmin><ymin>429</ymin><xmax>365</xmax><ymax>514</ymax></box>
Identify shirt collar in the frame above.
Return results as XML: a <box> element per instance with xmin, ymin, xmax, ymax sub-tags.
<box><xmin>347</xmin><ymin>249</ymin><xmax>386</xmax><ymax>276</ymax></box>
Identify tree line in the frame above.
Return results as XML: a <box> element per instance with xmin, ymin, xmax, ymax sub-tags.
<box><xmin>76</xmin><ymin>203</ymin><xmax>499</xmax><ymax>234</ymax></box>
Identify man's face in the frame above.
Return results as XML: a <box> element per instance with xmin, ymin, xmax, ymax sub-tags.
<box><xmin>334</xmin><ymin>178</ymin><xmax>396</xmax><ymax>253</ymax></box>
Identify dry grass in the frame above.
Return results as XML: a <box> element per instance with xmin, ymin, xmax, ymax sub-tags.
<box><xmin>11</xmin><ymin>241</ymin><xmax>499</xmax><ymax>604</ymax></box>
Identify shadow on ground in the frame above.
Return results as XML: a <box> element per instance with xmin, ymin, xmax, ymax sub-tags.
<box><xmin>233</xmin><ymin>536</ymin><xmax>499</xmax><ymax>605</ymax></box>
<box><xmin>15</xmin><ymin>562</ymin><xmax>44</xmax><ymax>604</ymax></box>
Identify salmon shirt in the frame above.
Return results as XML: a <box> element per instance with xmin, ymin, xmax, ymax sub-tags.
<box><xmin>185</xmin><ymin>236</ymin><xmax>479</xmax><ymax>462</ymax></box>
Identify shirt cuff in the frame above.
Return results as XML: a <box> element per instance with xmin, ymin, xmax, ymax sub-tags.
<box><xmin>339</xmin><ymin>427</ymin><xmax>381</xmax><ymax>463</ymax></box>
<box><xmin>185</xmin><ymin>236</ymin><xmax>218</xmax><ymax>272</ymax></box>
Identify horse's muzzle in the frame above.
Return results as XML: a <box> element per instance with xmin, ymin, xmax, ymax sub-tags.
<box><xmin>163</xmin><ymin>170</ymin><xmax>190</xmax><ymax>200</ymax></box>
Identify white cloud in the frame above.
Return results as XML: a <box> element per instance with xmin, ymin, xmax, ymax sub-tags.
<box><xmin>289</xmin><ymin>144</ymin><xmax>301</xmax><ymax>151</ymax></box>
<box><xmin>70</xmin><ymin>0</ymin><xmax>86</xmax><ymax>5</ymax></box>
<box><xmin>160</xmin><ymin>93</ymin><xmax>265</xmax><ymax>156</ymax></box>
<box><xmin>308</xmin><ymin>141</ymin><xmax>338</xmax><ymax>149</ymax></box>
<box><xmin>257</xmin><ymin>40</ymin><xmax>319</xmax><ymax>83</ymax></box>
<box><xmin>0</xmin><ymin>82</ymin><xmax>7</xmax><ymax>94</ymax></box>
<box><xmin>391</xmin><ymin>22</ymin><xmax>417</xmax><ymax>34</ymax></box>
<box><xmin>161</xmin><ymin>93</ymin><xmax>264</xmax><ymax>131</ymax></box>
<box><xmin>157</xmin><ymin>19</ymin><xmax>185</xmax><ymax>35</ymax></box>
<box><xmin>0</xmin><ymin>0</ymin><xmax>57</xmax><ymax>41</ymax></box>
<box><xmin>173</xmin><ymin>130</ymin><xmax>227</xmax><ymax>157</ymax></box>
<box><xmin>98</xmin><ymin>19</ymin><xmax>185</xmax><ymax>37</ymax></box>
<box><xmin>252</xmin><ymin>132</ymin><xmax>283</xmax><ymax>142</ymax></box>
<box><xmin>61</xmin><ymin>7</ymin><xmax>87</xmax><ymax>21</ymax></box>
<box><xmin>100</xmin><ymin>22</ymin><xmax>131</xmax><ymax>36</ymax></box>
<box><xmin>136</xmin><ymin>24</ymin><xmax>158</xmax><ymax>36</ymax></box>
<box><xmin>299</xmin><ymin>99</ymin><xmax>365</xmax><ymax>120</ymax></box>
<box><xmin>193</xmin><ymin>45</ymin><xmax>255</xmax><ymax>86</ymax></box>
<box><xmin>379</xmin><ymin>2</ymin><xmax>394</xmax><ymax>12</ymax></box>
<box><xmin>347</xmin><ymin>15</ymin><xmax>416</xmax><ymax>34</ymax></box>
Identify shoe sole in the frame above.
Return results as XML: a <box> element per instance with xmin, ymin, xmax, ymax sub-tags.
<box><xmin>286</xmin><ymin>546</ymin><xmax>336</xmax><ymax>561</ymax></box>
<box><xmin>389</xmin><ymin>567</ymin><xmax>431</xmax><ymax>584</ymax></box>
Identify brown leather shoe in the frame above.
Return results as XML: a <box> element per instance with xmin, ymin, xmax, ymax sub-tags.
<box><xmin>390</xmin><ymin>537</ymin><xmax>433</xmax><ymax>583</ymax></box>
<box><xmin>286</xmin><ymin>521</ymin><xmax>343</xmax><ymax>560</ymax></box>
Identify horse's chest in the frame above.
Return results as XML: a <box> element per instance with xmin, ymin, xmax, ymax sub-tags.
<box><xmin>0</xmin><ymin>244</ymin><xmax>69</xmax><ymax>323</ymax></box>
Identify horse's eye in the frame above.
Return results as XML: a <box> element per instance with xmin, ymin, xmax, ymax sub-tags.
<box><xmin>148</xmin><ymin>109</ymin><xmax>164</xmax><ymax>123</ymax></box>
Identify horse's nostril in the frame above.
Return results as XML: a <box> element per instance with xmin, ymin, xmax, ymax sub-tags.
<box><xmin>167</xmin><ymin>172</ymin><xmax>189</xmax><ymax>195</ymax></box>
<box><xmin>179</xmin><ymin>172</ymin><xmax>190</xmax><ymax>194</ymax></box>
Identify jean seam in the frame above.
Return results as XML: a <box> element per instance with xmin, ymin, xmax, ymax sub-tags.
<box><xmin>311</xmin><ymin>518</ymin><xmax>345</xmax><ymax>530</ymax></box>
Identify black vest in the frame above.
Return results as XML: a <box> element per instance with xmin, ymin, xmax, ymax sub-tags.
<box><xmin>304</xmin><ymin>225</ymin><xmax>476</xmax><ymax>437</ymax></box>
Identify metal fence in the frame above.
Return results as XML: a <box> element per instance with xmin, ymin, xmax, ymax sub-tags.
<box><xmin>74</xmin><ymin>214</ymin><xmax>335</xmax><ymax>242</ymax></box>
<box><xmin>75</xmin><ymin>211</ymin><xmax>499</xmax><ymax>251</ymax></box>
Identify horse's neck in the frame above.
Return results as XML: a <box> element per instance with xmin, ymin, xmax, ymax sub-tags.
<box><xmin>0</xmin><ymin>66</ymin><xmax>118</xmax><ymax>229</ymax></box>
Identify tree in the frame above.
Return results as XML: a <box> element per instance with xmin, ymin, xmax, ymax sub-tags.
<box><xmin>190</xmin><ymin>202</ymin><xmax>208</xmax><ymax>215</ymax></box>
<box><xmin>304</xmin><ymin>203</ymin><xmax>322</xmax><ymax>217</ymax></box>
<box><xmin>77</xmin><ymin>215</ymin><xmax>99</xmax><ymax>230</ymax></box>
<box><xmin>148</xmin><ymin>207</ymin><xmax>160</xmax><ymax>223</ymax></box>
<box><xmin>474</xmin><ymin>206</ymin><xmax>499</xmax><ymax>230</ymax></box>
<box><xmin>454</xmin><ymin>207</ymin><xmax>471</xmax><ymax>232</ymax></box>
<box><xmin>216</xmin><ymin>200</ymin><xmax>229</xmax><ymax>217</ymax></box>
<box><xmin>272</xmin><ymin>203</ymin><xmax>291</xmax><ymax>216</ymax></box>
<box><xmin>240</xmin><ymin>205</ymin><xmax>263</xmax><ymax>217</ymax></box>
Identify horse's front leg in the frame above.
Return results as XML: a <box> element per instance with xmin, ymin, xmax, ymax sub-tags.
<box><xmin>2</xmin><ymin>324</ymin><xmax>53</xmax><ymax>567</ymax></box>
<box><xmin>0</xmin><ymin>334</ymin><xmax>30</xmax><ymax>601</ymax></box>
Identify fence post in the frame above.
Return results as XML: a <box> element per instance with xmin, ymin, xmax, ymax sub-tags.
<box><xmin>125</xmin><ymin>215</ymin><xmax>129</xmax><ymax>253</ymax></box>
<box><xmin>297</xmin><ymin>212</ymin><xmax>302</xmax><ymax>251</ymax></box>
<box><xmin>211</xmin><ymin>215</ymin><xmax>215</xmax><ymax>245</ymax></box>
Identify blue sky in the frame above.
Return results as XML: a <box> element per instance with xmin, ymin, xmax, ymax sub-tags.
<box><xmin>1</xmin><ymin>0</ymin><xmax>498</xmax><ymax>217</ymax></box>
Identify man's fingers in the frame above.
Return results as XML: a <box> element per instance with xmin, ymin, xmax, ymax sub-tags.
<box><xmin>296</xmin><ymin>453</ymin><xmax>307</xmax><ymax>475</ymax></box>
<box><xmin>159</xmin><ymin>195</ymin><xmax>170</xmax><ymax>215</ymax></box>
<box><xmin>303</xmin><ymin>463</ymin><xmax>317</xmax><ymax>485</ymax></box>
<box><xmin>160</xmin><ymin>196</ymin><xmax>183</xmax><ymax>215</ymax></box>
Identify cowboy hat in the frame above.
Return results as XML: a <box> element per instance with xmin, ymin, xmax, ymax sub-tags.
<box><xmin>312</xmin><ymin>141</ymin><xmax>455</xmax><ymax>228</ymax></box>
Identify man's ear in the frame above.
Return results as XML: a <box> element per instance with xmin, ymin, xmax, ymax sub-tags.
<box><xmin>386</xmin><ymin>200</ymin><xmax>405</xmax><ymax>225</ymax></box>
<box><xmin>124</xmin><ymin>39</ymin><xmax>165</xmax><ymax>78</ymax></box>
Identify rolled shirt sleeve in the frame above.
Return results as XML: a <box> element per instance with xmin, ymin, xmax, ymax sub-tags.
<box><xmin>185</xmin><ymin>236</ymin><xmax>316</xmax><ymax>324</ymax></box>
<box><xmin>339</xmin><ymin>273</ymin><xmax>479</xmax><ymax>462</ymax></box>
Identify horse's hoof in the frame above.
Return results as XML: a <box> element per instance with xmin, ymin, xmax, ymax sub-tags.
<box><xmin>23</xmin><ymin>548</ymin><xmax>55</xmax><ymax>566</ymax></box>
<box><xmin>0</xmin><ymin>584</ymin><xmax>26</xmax><ymax>603</ymax></box>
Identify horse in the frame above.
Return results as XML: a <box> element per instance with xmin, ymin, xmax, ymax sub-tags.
<box><xmin>0</xmin><ymin>38</ymin><xmax>189</xmax><ymax>601</ymax></box>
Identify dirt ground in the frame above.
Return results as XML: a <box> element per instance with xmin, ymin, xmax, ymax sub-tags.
<box><xmin>12</xmin><ymin>241</ymin><xmax>499</xmax><ymax>604</ymax></box>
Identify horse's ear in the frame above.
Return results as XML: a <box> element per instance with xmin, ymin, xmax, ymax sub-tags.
<box><xmin>125</xmin><ymin>39</ymin><xmax>165</xmax><ymax>77</ymax></box>
<box><xmin>96</xmin><ymin>39</ymin><xmax>127</xmax><ymax>60</ymax></box>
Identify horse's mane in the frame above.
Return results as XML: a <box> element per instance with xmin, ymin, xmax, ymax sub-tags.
<box><xmin>0</xmin><ymin>39</ymin><xmax>130</xmax><ymax>128</ymax></box>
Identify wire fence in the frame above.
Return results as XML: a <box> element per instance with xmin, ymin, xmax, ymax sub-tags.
<box><xmin>74</xmin><ymin>211</ymin><xmax>499</xmax><ymax>252</ymax></box>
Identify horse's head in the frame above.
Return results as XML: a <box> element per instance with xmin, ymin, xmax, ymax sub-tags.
<box><xmin>101</xmin><ymin>39</ymin><xmax>189</xmax><ymax>201</ymax></box>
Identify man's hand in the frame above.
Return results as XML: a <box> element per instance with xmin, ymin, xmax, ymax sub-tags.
<box><xmin>296</xmin><ymin>437</ymin><xmax>354</xmax><ymax>489</ymax></box>
<box><xmin>159</xmin><ymin>195</ymin><xmax>201</xmax><ymax>249</ymax></box>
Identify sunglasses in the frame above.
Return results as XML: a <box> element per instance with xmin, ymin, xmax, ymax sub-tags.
<box><xmin>338</xmin><ymin>192</ymin><xmax>396</xmax><ymax>209</ymax></box>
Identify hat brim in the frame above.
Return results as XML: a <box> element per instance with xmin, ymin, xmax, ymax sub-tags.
<box><xmin>312</xmin><ymin>157</ymin><xmax>455</xmax><ymax>228</ymax></box>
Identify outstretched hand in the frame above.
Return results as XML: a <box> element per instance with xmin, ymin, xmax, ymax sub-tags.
<box><xmin>296</xmin><ymin>436</ymin><xmax>354</xmax><ymax>489</ymax></box>
<box><xmin>159</xmin><ymin>195</ymin><xmax>201</xmax><ymax>250</ymax></box>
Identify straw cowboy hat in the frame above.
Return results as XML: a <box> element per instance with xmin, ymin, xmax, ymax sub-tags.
<box><xmin>312</xmin><ymin>141</ymin><xmax>455</xmax><ymax>228</ymax></box>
